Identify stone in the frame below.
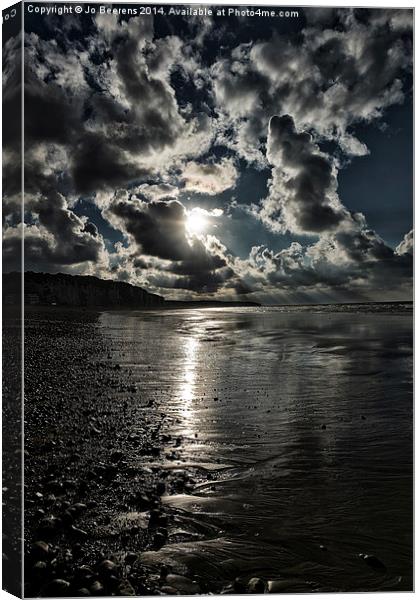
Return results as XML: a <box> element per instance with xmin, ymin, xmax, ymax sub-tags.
<box><xmin>165</xmin><ymin>574</ymin><xmax>200</xmax><ymax>594</ymax></box>
<box><xmin>156</xmin><ymin>481</ymin><xmax>166</xmax><ymax>495</ymax></box>
<box><xmin>42</xmin><ymin>578</ymin><xmax>71</xmax><ymax>596</ymax></box>
<box><xmin>160</xmin><ymin>586</ymin><xmax>179</xmax><ymax>595</ymax></box>
<box><xmin>247</xmin><ymin>577</ymin><xmax>266</xmax><ymax>593</ymax></box>
<box><xmin>153</xmin><ymin>531</ymin><xmax>166</xmax><ymax>549</ymax></box>
<box><xmin>75</xmin><ymin>565</ymin><xmax>95</xmax><ymax>583</ymax></box>
<box><xmin>38</xmin><ymin>516</ymin><xmax>61</xmax><ymax>536</ymax></box>
<box><xmin>32</xmin><ymin>561</ymin><xmax>48</xmax><ymax>575</ymax></box>
<box><xmin>125</xmin><ymin>552</ymin><xmax>137</xmax><ymax>565</ymax></box>
<box><xmin>98</xmin><ymin>559</ymin><xmax>117</xmax><ymax>576</ymax></box>
<box><xmin>31</xmin><ymin>541</ymin><xmax>49</xmax><ymax>560</ymax></box>
<box><xmin>76</xmin><ymin>588</ymin><xmax>90</xmax><ymax>596</ymax></box>
<box><xmin>360</xmin><ymin>553</ymin><xmax>387</xmax><ymax>572</ymax></box>
<box><xmin>118</xmin><ymin>580</ymin><xmax>136</xmax><ymax>596</ymax></box>
<box><xmin>90</xmin><ymin>580</ymin><xmax>104</xmax><ymax>595</ymax></box>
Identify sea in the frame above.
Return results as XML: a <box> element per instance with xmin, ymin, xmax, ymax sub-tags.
<box><xmin>99</xmin><ymin>303</ymin><xmax>413</xmax><ymax>592</ymax></box>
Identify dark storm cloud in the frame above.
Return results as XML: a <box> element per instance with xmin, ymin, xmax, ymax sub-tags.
<box><xmin>108</xmin><ymin>197</ymin><xmax>190</xmax><ymax>262</ymax></box>
<box><xmin>106</xmin><ymin>194</ymin><xmax>236</xmax><ymax>293</ymax></box>
<box><xmin>2</xmin><ymin>33</ymin><xmax>22</xmax><ymax>149</ymax></box>
<box><xmin>261</xmin><ymin>115</ymin><xmax>347</xmax><ymax>235</ymax></box>
<box><xmin>24</xmin><ymin>74</ymin><xmax>81</xmax><ymax>145</ymax></box>
<box><xmin>71</xmin><ymin>132</ymin><xmax>152</xmax><ymax>194</ymax></box>
<box><xmin>212</xmin><ymin>8</ymin><xmax>412</xmax><ymax>162</ymax></box>
<box><xmin>28</xmin><ymin>191</ymin><xmax>105</xmax><ymax>265</ymax></box>
<box><xmin>244</xmin><ymin>229</ymin><xmax>412</xmax><ymax>300</ymax></box>
<box><xmin>23</xmin><ymin>14</ymin><xmax>213</xmax><ymax>197</ymax></box>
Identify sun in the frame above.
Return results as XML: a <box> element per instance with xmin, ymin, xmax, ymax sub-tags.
<box><xmin>186</xmin><ymin>209</ymin><xmax>208</xmax><ymax>235</ymax></box>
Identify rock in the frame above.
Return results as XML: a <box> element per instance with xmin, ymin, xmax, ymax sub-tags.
<box><xmin>149</xmin><ymin>509</ymin><xmax>167</xmax><ymax>527</ymax></box>
<box><xmin>98</xmin><ymin>559</ymin><xmax>117</xmax><ymax>576</ymax></box>
<box><xmin>75</xmin><ymin>565</ymin><xmax>95</xmax><ymax>583</ymax></box>
<box><xmin>160</xmin><ymin>586</ymin><xmax>179</xmax><ymax>595</ymax></box>
<box><xmin>31</xmin><ymin>540</ymin><xmax>49</xmax><ymax>560</ymax></box>
<box><xmin>32</xmin><ymin>561</ymin><xmax>48</xmax><ymax>576</ymax></box>
<box><xmin>90</xmin><ymin>580</ymin><xmax>104</xmax><ymax>595</ymax></box>
<box><xmin>125</xmin><ymin>552</ymin><xmax>137</xmax><ymax>565</ymax></box>
<box><xmin>38</xmin><ymin>516</ymin><xmax>62</xmax><ymax>537</ymax></box>
<box><xmin>156</xmin><ymin>481</ymin><xmax>166</xmax><ymax>495</ymax></box>
<box><xmin>118</xmin><ymin>580</ymin><xmax>136</xmax><ymax>596</ymax></box>
<box><xmin>41</xmin><ymin>578</ymin><xmax>71</xmax><ymax>596</ymax></box>
<box><xmin>76</xmin><ymin>588</ymin><xmax>91</xmax><ymax>596</ymax></box>
<box><xmin>359</xmin><ymin>553</ymin><xmax>387</xmax><ymax>572</ymax></box>
<box><xmin>165</xmin><ymin>574</ymin><xmax>200</xmax><ymax>595</ymax></box>
<box><xmin>247</xmin><ymin>577</ymin><xmax>266</xmax><ymax>593</ymax></box>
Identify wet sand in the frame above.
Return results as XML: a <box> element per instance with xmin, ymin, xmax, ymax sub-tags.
<box><xmin>22</xmin><ymin>305</ymin><xmax>412</xmax><ymax>595</ymax></box>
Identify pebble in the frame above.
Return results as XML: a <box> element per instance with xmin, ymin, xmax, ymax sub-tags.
<box><xmin>156</xmin><ymin>481</ymin><xmax>166</xmax><ymax>495</ymax></box>
<box><xmin>75</xmin><ymin>565</ymin><xmax>95</xmax><ymax>582</ymax></box>
<box><xmin>125</xmin><ymin>552</ymin><xmax>137</xmax><ymax>565</ymax></box>
<box><xmin>165</xmin><ymin>574</ymin><xmax>201</xmax><ymax>594</ymax></box>
<box><xmin>38</xmin><ymin>516</ymin><xmax>62</xmax><ymax>536</ymax></box>
<box><xmin>31</xmin><ymin>541</ymin><xmax>49</xmax><ymax>560</ymax></box>
<box><xmin>90</xmin><ymin>580</ymin><xmax>104</xmax><ymax>595</ymax></box>
<box><xmin>247</xmin><ymin>577</ymin><xmax>266</xmax><ymax>593</ymax></box>
<box><xmin>76</xmin><ymin>588</ymin><xmax>90</xmax><ymax>596</ymax></box>
<box><xmin>41</xmin><ymin>578</ymin><xmax>71</xmax><ymax>595</ymax></box>
<box><xmin>98</xmin><ymin>559</ymin><xmax>117</xmax><ymax>576</ymax></box>
<box><xmin>160</xmin><ymin>585</ymin><xmax>179</xmax><ymax>595</ymax></box>
<box><xmin>118</xmin><ymin>580</ymin><xmax>136</xmax><ymax>596</ymax></box>
<box><xmin>359</xmin><ymin>553</ymin><xmax>387</xmax><ymax>572</ymax></box>
<box><xmin>32</xmin><ymin>561</ymin><xmax>48</xmax><ymax>575</ymax></box>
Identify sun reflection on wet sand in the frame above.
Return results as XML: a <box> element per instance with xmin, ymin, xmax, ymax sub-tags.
<box><xmin>178</xmin><ymin>334</ymin><xmax>200</xmax><ymax>433</ymax></box>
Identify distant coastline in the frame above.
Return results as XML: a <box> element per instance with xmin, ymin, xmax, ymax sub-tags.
<box><xmin>2</xmin><ymin>272</ymin><xmax>260</xmax><ymax>309</ymax></box>
<box><xmin>2</xmin><ymin>272</ymin><xmax>412</xmax><ymax>310</ymax></box>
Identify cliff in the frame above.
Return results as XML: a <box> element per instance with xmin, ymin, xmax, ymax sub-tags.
<box><xmin>3</xmin><ymin>272</ymin><xmax>164</xmax><ymax>308</ymax></box>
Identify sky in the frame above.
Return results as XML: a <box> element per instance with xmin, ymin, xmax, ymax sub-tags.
<box><xmin>3</xmin><ymin>5</ymin><xmax>413</xmax><ymax>303</ymax></box>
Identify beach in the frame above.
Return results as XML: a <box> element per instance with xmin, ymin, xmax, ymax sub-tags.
<box><xmin>21</xmin><ymin>305</ymin><xmax>413</xmax><ymax>595</ymax></box>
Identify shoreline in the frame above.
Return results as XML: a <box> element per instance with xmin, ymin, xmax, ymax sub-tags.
<box><xmin>22</xmin><ymin>311</ymin><xmax>212</xmax><ymax>597</ymax></box>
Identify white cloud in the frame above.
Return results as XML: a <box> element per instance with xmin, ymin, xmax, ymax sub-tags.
<box><xmin>181</xmin><ymin>158</ymin><xmax>238</xmax><ymax>195</ymax></box>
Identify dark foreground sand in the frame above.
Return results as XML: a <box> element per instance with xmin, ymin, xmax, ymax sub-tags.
<box><xmin>23</xmin><ymin>309</ymin><xmax>209</xmax><ymax>597</ymax></box>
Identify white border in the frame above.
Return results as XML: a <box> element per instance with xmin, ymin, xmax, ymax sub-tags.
<box><xmin>0</xmin><ymin>1</ymin><xmax>415</xmax><ymax>599</ymax></box>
